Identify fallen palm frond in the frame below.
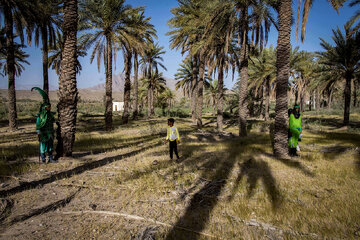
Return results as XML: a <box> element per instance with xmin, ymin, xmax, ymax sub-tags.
<box><xmin>61</xmin><ymin>210</ymin><xmax>221</xmax><ymax>239</ymax></box>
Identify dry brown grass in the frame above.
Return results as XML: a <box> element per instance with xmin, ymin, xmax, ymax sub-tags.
<box><xmin>1</xmin><ymin>113</ymin><xmax>360</xmax><ymax>239</ymax></box>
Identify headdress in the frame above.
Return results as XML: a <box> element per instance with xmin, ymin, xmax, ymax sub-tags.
<box><xmin>31</xmin><ymin>87</ymin><xmax>51</xmax><ymax>130</ymax></box>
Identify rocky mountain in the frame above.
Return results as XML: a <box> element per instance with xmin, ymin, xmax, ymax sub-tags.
<box><xmin>86</xmin><ymin>73</ymin><xmax>178</xmax><ymax>92</ymax></box>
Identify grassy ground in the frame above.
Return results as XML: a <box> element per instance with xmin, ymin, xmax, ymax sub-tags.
<box><xmin>0</xmin><ymin>111</ymin><xmax>360</xmax><ymax>239</ymax></box>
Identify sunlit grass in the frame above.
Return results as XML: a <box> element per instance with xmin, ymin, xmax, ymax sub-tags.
<box><xmin>1</xmin><ymin>110</ymin><xmax>360</xmax><ymax>239</ymax></box>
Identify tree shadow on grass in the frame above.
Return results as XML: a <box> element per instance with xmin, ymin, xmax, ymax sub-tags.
<box><xmin>355</xmin><ymin>149</ymin><xmax>360</xmax><ymax>175</ymax></box>
<box><xmin>0</xmin><ymin>118</ymin><xmax>35</xmax><ymax>128</ymax></box>
<box><xmin>119</xmin><ymin>142</ymin><xmax>208</xmax><ymax>184</ymax></box>
<box><xmin>228</xmin><ymin>158</ymin><xmax>282</xmax><ymax>210</ymax></box>
<box><xmin>261</xmin><ymin>153</ymin><xmax>315</xmax><ymax>177</ymax></box>
<box><xmin>304</xmin><ymin>117</ymin><xmax>360</xmax><ymax>128</ymax></box>
<box><xmin>165</xmin><ymin>136</ymin><xmax>282</xmax><ymax>240</ymax></box>
<box><xmin>0</xmin><ymin>142</ymin><xmax>162</xmax><ymax>198</ymax></box>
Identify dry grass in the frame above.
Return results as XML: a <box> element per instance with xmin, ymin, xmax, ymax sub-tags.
<box><xmin>0</xmin><ymin>112</ymin><xmax>360</xmax><ymax>239</ymax></box>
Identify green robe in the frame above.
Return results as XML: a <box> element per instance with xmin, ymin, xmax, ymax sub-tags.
<box><xmin>288</xmin><ymin>113</ymin><xmax>302</xmax><ymax>148</ymax></box>
<box><xmin>36</xmin><ymin>109</ymin><xmax>55</xmax><ymax>154</ymax></box>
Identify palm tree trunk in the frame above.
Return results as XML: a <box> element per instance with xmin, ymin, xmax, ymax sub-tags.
<box><xmin>4</xmin><ymin>4</ymin><xmax>17</xmax><ymax>131</ymax></box>
<box><xmin>57</xmin><ymin>0</ymin><xmax>78</xmax><ymax>156</ymax></box>
<box><xmin>309</xmin><ymin>92</ymin><xmax>312</xmax><ymax>111</ymax></box>
<box><xmin>300</xmin><ymin>90</ymin><xmax>305</xmax><ymax>112</ymax></box>
<box><xmin>327</xmin><ymin>89</ymin><xmax>332</xmax><ymax>109</ymax></box>
<box><xmin>353</xmin><ymin>79</ymin><xmax>358</xmax><ymax>107</ymax></box>
<box><xmin>260</xmin><ymin>92</ymin><xmax>264</xmax><ymax>119</ymax></box>
<box><xmin>196</xmin><ymin>54</ymin><xmax>205</xmax><ymax>129</ymax></box>
<box><xmin>151</xmin><ymin>86</ymin><xmax>155</xmax><ymax>115</ymax></box>
<box><xmin>274</xmin><ymin>0</ymin><xmax>291</xmax><ymax>159</ymax></box>
<box><xmin>41</xmin><ymin>25</ymin><xmax>49</xmax><ymax>94</ymax></box>
<box><xmin>295</xmin><ymin>88</ymin><xmax>299</xmax><ymax>104</ymax></box>
<box><xmin>191</xmin><ymin>55</ymin><xmax>198</xmax><ymax>123</ymax></box>
<box><xmin>265</xmin><ymin>77</ymin><xmax>270</xmax><ymax>121</ymax></box>
<box><xmin>122</xmin><ymin>50</ymin><xmax>132</xmax><ymax>124</ymax></box>
<box><xmin>343</xmin><ymin>73</ymin><xmax>352</xmax><ymax>126</ymax></box>
<box><xmin>105</xmin><ymin>35</ymin><xmax>113</xmax><ymax>130</ymax></box>
<box><xmin>316</xmin><ymin>88</ymin><xmax>320</xmax><ymax>111</ymax></box>
<box><xmin>217</xmin><ymin>58</ymin><xmax>224</xmax><ymax>131</ymax></box>
<box><xmin>147</xmin><ymin>87</ymin><xmax>151</xmax><ymax>119</ymax></box>
<box><xmin>132</xmin><ymin>52</ymin><xmax>139</xmax><ymax>119</ymax></box>
<box><xmin>238</xmin><ymin>7</ymin><xmax>249</xmax><ymax>137</ymax></box>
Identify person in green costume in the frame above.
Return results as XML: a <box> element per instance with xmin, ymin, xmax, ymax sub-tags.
<box><xmin>288</xmin><ymin>105</ymin><xmax>302</xmax><ymax>156</ymax></box>
<box><xmin>32</xmin><ymin>87</ymin><xmax>56</xmax><ymax>163</ymax></box>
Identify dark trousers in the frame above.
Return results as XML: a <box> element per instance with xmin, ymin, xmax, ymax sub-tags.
<box><xmin>169</xmin><ymin>140</ymin><xmax>179</xmax><ymax>159</ymax></box>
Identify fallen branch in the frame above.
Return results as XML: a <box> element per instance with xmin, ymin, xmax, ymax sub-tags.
<box><xmin>229</xmin><ymin>215</ymin><xmax>319</xmax><ymax>239</ymax></box>
<box><xmin>87</xmin><ymin>171</ymin><xmax>119</xmax><ymax>175</ymax></box>
<box><xmin>61</xmin><ymin>210</ymin><xmax>220</xmax><ymax>239</ymax></box>
<box><xmin>132</xmin><ymin>198</ymin><xmax>176</xmax><ymax>203</ymax></box>
<box><xmin>53</xmin><ymin>183</ymin><xmax>128</xmax><ymax>191</ymax></box>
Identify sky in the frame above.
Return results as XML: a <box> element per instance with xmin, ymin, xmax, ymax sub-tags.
<box><xmin>0</xmin><ymin>0</ymin><xmax>357</xmax><ymax>90</ymax></box>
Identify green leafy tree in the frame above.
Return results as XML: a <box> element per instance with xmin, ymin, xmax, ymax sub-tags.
<box><xmin>31</xmin><ymin>0</ymin><xmax>61</xmax><ymax>94</ymax></box>
<box><xmin>1</xmin><ymin>0</ymin><xmax>33</xmax><ymax>130</ymax></box>
<box><xmin>79</xmin><ymin>0</ymin><xmax>140</xmax><ymax>130</ymax></box>
<box><xmin>139</xmin><ymin>42</ymin><xmax>167</xmax><ymax>118</ymax></box>
<box><xmin>318</xmin><ymin>24</ymin><xmax>360</xmax><ymax>125</ymax></box>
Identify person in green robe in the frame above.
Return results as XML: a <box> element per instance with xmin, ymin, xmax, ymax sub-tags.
<box><xmin>288</xmin><ymin>105</ymin><xmax>302</xmax><ymax>156</ymax></box>
<box><xmin>32</xmin><ymin>87</ymin><xmax>56</xmax><ymax>163</ymax></box>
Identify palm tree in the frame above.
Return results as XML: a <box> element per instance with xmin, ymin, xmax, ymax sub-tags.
<box><xmin>273</xmin><ymin>0</ymin><xmax>344</xmax><ymax>158</ymax></box>
<box><xmin>175</xmin><ymin>55</ymin><xmax>200</xmax><ymax>123</ymax></box>
<box><xmin>168</xmin><ymin>0</ymin><xmax>208</xmax><ymax>127</ymax></box>
<box><xmin>175</xmin><ymin>57</ymin><xmax>194</xmax><ymax>97</ymax></box>
<box><xmin>48</xmin><ymin>30</ymin><xmax>87</xmax><ymax>75</ymax></box>
<box><xmin>204</xmin><ymin>78</ymin><xmax>219</xmax><ymax>116</ymax></box>
<box><xmin>139</xmin><ymin>42</ymin><xmax>167</xmax><ymax>118</ymax></box>
<box><xmin>141</xmin><ymin>70</ymin><xmax>166</xmax><ymax>116</ymax></box>
<box><xmin>57</xmin><ymin>0</ymin><xmax>78</xmax><ymax>157</ymax></box>
<box><xmin>318</xmin><ymin>24</ymin><xmax>360</xmax><ymax>125</ymax></box>
<box><xmin>160</xmin><ymin>87</ymin><xmax>176</xmax><ymax>114</ymax></box>
<box><xmin>120</xmin><ymin>9</ymin><xmax>156</xmax><ymax>124</ymax></box>
<box><xmin>346</xmin><ymin>0</ymin><xmax>360</xmax><ymax>35</ymax></box>
<box><xmin>234</xmin><ymin>0</ymin><xmax>276</xmax><ymax>136</ymax></box>
<box><xmin>204</xmin><ymin>0</ymin><xmax>237</xmax><ymax>131</ymax></box>
<box><xmin>130</xmin><ymin>11</ymin><xmax>156</xmax><ymax>120</ymax></box>
<box><xmin>31</xmin><ymin>0</ymin><xmax>61</xmax><ymax>94</ymax></box>
<box><xmin>1</xmin><ymin>0</ymin><xmax>33</xmax><ymax>130</ymax></box>
<box><xmin>248</xmin><ymin>46</ymin><xmax>276</xmax><ymax>121</ymax></box>
<box><xmin>0</xmin><ymin>43</ymin><xmax>30</xmax><ymax>77</ymax></box>
<box><xmin>0</xmin><ymin>29</ymin><xmax>30</xmax><ymax>75</ymax></box>
<box><xmin>79</xmin><ymin>0</ymin><xmax>139</xmax><ymax>130</ymax></box>
<box><xmin>292</xmin><ymin>51</ymin><xmax>315</xmax><ymax>111</ymax></box>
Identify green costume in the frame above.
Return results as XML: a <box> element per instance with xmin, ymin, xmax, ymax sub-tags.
<box><xmin>32</xmin><ymin>87</ymin><xmax>55</xmax><ymax>163</ymax></box>
<box><xmin>288</xmin><ymin>105</ymin><xmax>302</xmax><ymax>153</ymax></box>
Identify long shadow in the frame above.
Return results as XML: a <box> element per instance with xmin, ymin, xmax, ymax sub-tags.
<box><xmin>228</xmin><ymin>159</ymin><xmax>282</xmax><ymax>209</ymax></box>
<box><xmin>305</xmin><ymin>130</ymin><xmax>360</xmax><ymax>160</ymax></box>
<box><xmin>119</xmin><ymin>138</ymin><xmax>207</xmax><ymax>183</ymax></box>
<box><xmin>74</xmin><ymin>132</ymin><xmax>165</xmax><ymax>156</ymax></box>
<box><xmin>165</xmin><ymin>148</ymin><xmax>235</xmax><ymax>240</ymax></box>
<box><xmin>304</xmin><ymin>117</ymin><xmax>360</xmax><ymax>128</ymax></box>
<box><xmin>0</xmin><ymin>142</ymin><xmax>162</xmax><ymax>198</ymax></box>
<box><xmin>0</xmin><ymin>118</ymin><xmax>35</xmax><ymax>128</ymax></box>
<box><xmin>356</xmin><ymin>149</ymin><xmax>360</xmax><ymax>175</ymax></box>
<box><xmin>4</xmin><ymin>188</ymin><xmax>80</xmax><ymax>227</ymax></box>
<box><xmin>164</xmin><ymin>131</ymin><xmax>296</xmax><ymax>239</ymax></box>
<box><xmin>259</xmin><ymin>152</ymin><xmax>315</xmax><ymax>177</ymax></box>
<box><xmin>164</xmin><ymin>136</ymin><xmax>282</xmax><ymax>240</ymax></box>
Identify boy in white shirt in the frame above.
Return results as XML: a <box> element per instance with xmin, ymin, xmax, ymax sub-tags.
<box><xmin>164</xmin><ymin>118</ymin><xmax>180</xmax><ymax>161</ymax></box>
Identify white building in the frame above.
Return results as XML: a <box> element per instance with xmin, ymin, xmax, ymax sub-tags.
<box><xmin>113</xmin><ymin>102</ymin><xmax>124</xmax><ymax>112</ymax></box>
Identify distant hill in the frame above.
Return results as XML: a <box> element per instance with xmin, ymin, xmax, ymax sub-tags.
<box><xmin>86</xmin><ymin>73</ymin><xmax>178</xmax><ymax>92</ymax></box>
